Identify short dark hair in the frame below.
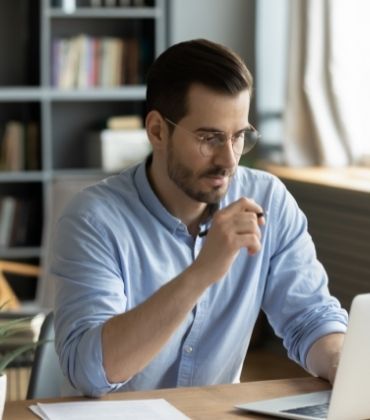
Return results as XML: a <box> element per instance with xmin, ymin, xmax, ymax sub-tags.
<box><xmin>146</xmin><ymin>39</ymin><xmax>253</xmax><ymax>123</ymax></box>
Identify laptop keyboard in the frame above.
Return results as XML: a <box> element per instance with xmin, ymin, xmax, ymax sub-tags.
<box><xmin>281</xmin><ymin>402</ymin><xmax>329</xmax><ymax>418</ymax></box>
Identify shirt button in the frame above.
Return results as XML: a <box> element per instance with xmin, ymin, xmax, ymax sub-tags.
<box><xmin>184</xmin><ymin>345</ymin><xmax>193</xmax><ymax>353</ymax></box>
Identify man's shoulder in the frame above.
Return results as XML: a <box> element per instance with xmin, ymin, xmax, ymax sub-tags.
<box><xmin>235</xmin><ymin>165</ymin><xmax>282</xmax><ymax>188</ymax></box>
<box><xmin>64</xmin><ymin>165</ymin><xmax>139</xmax><ymax>217</ymax></box>
<box><xmin>223</xmin><ymin>165</ymin><xmax>289</xmax><ymax>210</ymax></box>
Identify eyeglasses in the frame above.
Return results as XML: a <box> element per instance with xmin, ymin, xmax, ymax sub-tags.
<box><xmin>165</xmin><ymin>118</ymin><xmax>260</xmax><ymax>157</ymax></box>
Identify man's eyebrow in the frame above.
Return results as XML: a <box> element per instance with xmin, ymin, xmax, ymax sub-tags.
<box><xmin>194</xmin><ymin>126</ymin><xmax>223</xmax><ymax>133</ymax></box>
<box><xmin>195</xmin><ymin>125</ymin><xmax>250</xmax><ymax>133</ymax></box>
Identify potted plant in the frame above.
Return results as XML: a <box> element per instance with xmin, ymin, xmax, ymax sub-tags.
<box><xmin>0</xmin><ymin>304</ymin><xmax>47</xmax><ymax>418</ymax></box>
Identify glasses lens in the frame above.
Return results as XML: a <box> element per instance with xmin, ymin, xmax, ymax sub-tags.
<box><xmin>199</xmin><ymin>133</ymin><xmax>224</xmax><ymax>157</ymax></box>
<box><xmin>241</xmin><ymin>128</ymin><xmax>260</xmax><ymax>155</ymax></box>
<box><xmin>199</xmin><ymin>128</ymin><xmax>261</xmax><ymax>157</ymax></box>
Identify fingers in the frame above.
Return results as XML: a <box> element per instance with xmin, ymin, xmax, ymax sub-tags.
<box><xmin>226</xmin><ymin>197</ymin><xmax>263</xmax><ymax>215</ymax></box>
<box><xmin>195</xmin><ymin>198</ymin><xmax>265</xmax><ymax>282</ymax></box>
<box><xmin>209</xmin><ymin>197</ymin><xmax>265</xmax><ymax>255</ymax></box>
<box><xmin>233</xmin><ymin>214</ymin><xmax>260</xmax><ymax>237</ymax></box>
<box><xmin>230</xmin><ymin>228</ymin><xmax>262</xmax><ymax>255</ymax></box>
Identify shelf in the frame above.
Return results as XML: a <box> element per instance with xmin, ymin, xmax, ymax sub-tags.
<box><xmin>47</xmin><ymin>7</ymin><xmax>162</xmax><ymax>19</ymax></box>
<box><xmin>0</xmin><ymin>0</ymin><xmax>166</xmax><ymax>278</ymax></box>
<box><xmin>0</xmin><ymin>87</ymin><xmax>146</xmax><ymax>101</ymax></box>
<box><xmin>0</xmin><ymin>247</ymin><xmax>42</xmax><ymax>259</ymax></box>
<box><xmin>0</xmin><ymin>172</ymin><xmax>44</xmax><ymax>183</ymax></box>
<box><xmin>52</xmin><ymin>168</ymin><xmax>112</xmax><ymax>179</ymax></box>
<box><xmin>0</xmin><ymin>88</ymin><xmax>44</xmax><ymax>102</ymax></box>
<box><xmin>48</xmin><ymin>86</ymin><xmax>146</xmax><ymax>101</ymax></box>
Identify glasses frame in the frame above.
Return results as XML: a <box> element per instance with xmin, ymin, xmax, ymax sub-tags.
<box><xmin>164</xmin><ymin>117</ymin><xmax>260</xmax><ymax>157</ymax></box>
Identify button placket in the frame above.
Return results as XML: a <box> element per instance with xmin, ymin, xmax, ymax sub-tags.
<box><xmin>177</xmin><ymin>296</ymin><xmax>208</xmax><ymax>387</ymax></box>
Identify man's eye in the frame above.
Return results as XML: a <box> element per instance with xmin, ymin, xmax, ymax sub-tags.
<box><xmin>236</xmin><ymin>131</ymin><xmax>246</xmax><ymax>141</ymax></box>
<box><xmin>201</xmin><ymin>133</ymin><xmax>221</xmax><ymax>144</ymax></box>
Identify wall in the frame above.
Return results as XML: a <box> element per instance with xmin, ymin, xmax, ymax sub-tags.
<box><xmin>167</xmin><ymin>0</ymin><xmax>256</xmax><ymax>122</ymax></box>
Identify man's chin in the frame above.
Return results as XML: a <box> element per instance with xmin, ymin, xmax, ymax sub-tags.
<box><xmin>195</xmin><ymin>186</ymin><xmax>227</xmax><ymax>204</ymax></box>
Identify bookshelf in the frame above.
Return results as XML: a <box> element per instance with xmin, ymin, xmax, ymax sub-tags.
<box><xmin>0</xmin><ymin>0</ymin><xmax>167</xmax><ymax>300</ymax></box>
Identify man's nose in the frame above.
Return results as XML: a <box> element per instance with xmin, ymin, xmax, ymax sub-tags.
<box><xmin>212</xmin><ymin>139</ymin><xmax>238</xmax><ymax>169</ymax></box>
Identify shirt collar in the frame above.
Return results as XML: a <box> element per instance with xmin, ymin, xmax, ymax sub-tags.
<box><xmin>133</xmin><ymin>157</ymin><xmax>223</xmax><ymax>235</ymax></box>
<box><xmin>134</xmin><ymin>158</ymin><xmax>184</xmax><ymax>234</ymax></box>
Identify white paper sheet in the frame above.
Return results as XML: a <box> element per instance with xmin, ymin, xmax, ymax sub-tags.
<box><xmin>29</xmin><ymin>398</ymin><xmax>190</xmax><ymax>420</ymax></box>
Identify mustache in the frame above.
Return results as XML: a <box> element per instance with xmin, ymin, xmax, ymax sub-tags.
<box><xmin>200</xmin><ymin>166</ymin><xmax>235</xmax><ymax>178</ymax></box>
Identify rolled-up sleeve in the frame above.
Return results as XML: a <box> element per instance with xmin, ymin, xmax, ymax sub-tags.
<box><xmin>261</xmin><ymin>179</ymin><xmax>348</xmax><ymax>368</ymax></box>
<box><xmin>52</xmin><ymin>210</ymin><xmax>129</xmax><ymax>397</ymax></box>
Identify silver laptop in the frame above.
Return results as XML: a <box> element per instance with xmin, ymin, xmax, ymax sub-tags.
<box><xmin>236</xmin><ymin>293</ymin><xmax>370</xmax><ymax>420</ymax></box>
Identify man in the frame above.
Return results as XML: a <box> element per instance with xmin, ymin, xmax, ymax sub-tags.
<box><xmin>52</xmin><ymin>39</ymin><xmax>347</xmax><ymax>397</ymax></box>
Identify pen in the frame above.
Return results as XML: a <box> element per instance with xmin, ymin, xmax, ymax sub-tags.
<box><xmin>198</xmin><ymin>211</ymin><xmax>266</xmax><ymax>237</ymax></box>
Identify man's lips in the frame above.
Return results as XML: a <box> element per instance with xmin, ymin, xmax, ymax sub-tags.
<box><xmin>203</xmin><ymin>174</ymin><xmax>228</xmax><ymax>187</ymax></box>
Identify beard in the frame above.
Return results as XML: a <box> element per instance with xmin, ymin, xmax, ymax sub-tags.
<box><xmin>166</xmin><ymin>141</ymin><xmax>235</xmax><ymax>204</ymax></box>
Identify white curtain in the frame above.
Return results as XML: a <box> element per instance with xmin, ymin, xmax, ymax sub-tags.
<box><xmin>283</xmin><ymin>0</ymin><xmax>370</xmax><ymax>166</ymax></box>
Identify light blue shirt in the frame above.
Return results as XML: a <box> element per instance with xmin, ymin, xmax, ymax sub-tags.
<box><xmin>52</xmin><ymin>160</ymin><xmax>348</xmax><ymax>397</ymax></box>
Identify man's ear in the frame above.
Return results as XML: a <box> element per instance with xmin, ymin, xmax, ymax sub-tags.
<box><xmin>145</xmin><ymin>110</ymin><xmax>167</xmax><ymax>151</ymax></box>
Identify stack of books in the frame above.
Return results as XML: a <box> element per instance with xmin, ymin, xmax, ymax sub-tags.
<box><xmin>52</xmin><ymin>34</ymin><xmax>140</xmax><ymax>89</ymax></box>
<box><xmin>87</xmin><ymin>115</ymin><xmax>151</xmax><ymax>172</ymax></box>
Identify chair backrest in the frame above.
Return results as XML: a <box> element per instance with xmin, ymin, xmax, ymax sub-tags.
<box><xmin>27</xmin><ymin>311</ymin><xmax>64</xmax><ymax>399</ymax></box>
<box><xmin>37</xmin><ymin>176</ymin><xmax>103</xmax><ymax>310</ymax></box>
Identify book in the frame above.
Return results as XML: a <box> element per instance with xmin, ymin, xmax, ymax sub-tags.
<box><xmin>25</xmin><ymin>122</ymin><xmax>40</xmax><ymax>170</ymax></box>
<box><xmin>114</xmin><ymin>38</ymin><xmax>125</xmax><ymax>86</ymax></box>
<box><xmin>1</xmin><ymin>121</ymin><xmax>25</xmax><ymax>171</ymax></box>
<box><xmin>99</xmin><ymin>37</ymin><xmax>110</xmax><ymax>87</ymax></box>
<box><xmin>90</xmin><ymin>0</ymin><xmax>103</xmax><ymax>6</ymax></box>
<box><xmin>102</xmin><ymin>37</ymin><xmax>125</xmax><ymax>87</ymax></box>
<box><xmin>9</xmin><ymin>199</ymin><xmax>28</xmax><ymax>247</ymax></box>
<box><xmin>52</xmin><ymin>34</ymin><xmax>132</xmax><ymax>88</ymax></box>
<box><xmin>59</xmin><ymin>35</ymin><xmax>84</xmax><ymax>89</ymax></box>
<box><xmin>91</xmin><ymin>38</ymin><xmax>101</xmax><ymax>87</ymax></box>
<box><xmin>0</xmin><ymin>197</ymin><xmax>17</xmax><ymax>247</ymax></box>
<box><xmin>125</xmin><ymin>38</ymin><xmax>140</xmax><ymax>85</ymax></box>
<box><xmin>77</xmin><ymin>35</ymin><xmax>91</xmax><ymax>89</ymax></box>
<box><xmin>52</xmin><ymin>39</ymin><xmax>62</xmax><ymax>87</ymax></box>
<box><xmin>104</xmin><ymin>0</ymin><xmax>117</xmax><ymax>7</ymax></box>
<box><xmin>106</xmin><ymin>115</ymin><xmax>142</xmax><ymax>130</ymax></box>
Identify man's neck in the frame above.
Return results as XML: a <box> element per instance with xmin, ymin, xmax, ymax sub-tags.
<box><xmin>147</xmin><ymin>158</ymin><xmax>208</xmax><ymax>232</ymax></box>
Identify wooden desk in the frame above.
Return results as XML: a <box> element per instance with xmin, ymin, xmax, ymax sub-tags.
<box><xmin>4</xmin><ymin>377</ymin><xmax>330</xmax><ymax>420</ymax></box>
<box><xmin>259</xmin><ymin>163</ymin><xmax>370</xmax><ymax>193</ymax></box>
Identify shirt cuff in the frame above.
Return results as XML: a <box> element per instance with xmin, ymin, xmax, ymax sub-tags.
<box><xmin>75</xmin><ymin>323</ymin><xmax>130</xmax><ymax>396</ymax></box>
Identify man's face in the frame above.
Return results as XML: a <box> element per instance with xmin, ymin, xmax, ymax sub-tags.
<box><xmin>165</xmin><ymin>84</ymin><xmax>251</xmax><ymax>204</ymax></box>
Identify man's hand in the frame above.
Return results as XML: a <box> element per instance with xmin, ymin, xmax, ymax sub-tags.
<box><xmin>194</xmin><ymin>197</ymin><xmax>265</xmax><ymax>283</ymax></box>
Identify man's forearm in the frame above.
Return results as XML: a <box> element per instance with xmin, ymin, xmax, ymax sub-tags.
<box><xmin>102</xmin><ymin>197</ymin><xmax>265</xmax><ymax>383</ymax></box>
<box><xmin>306</xmin><ymin>332</ymin><xmax>345</xmax><ymax>384</ymax></box>
<box><xmin>102</xmin><ymin>263</ymin><xmax>212</xmax><ymax>383</ymax></box>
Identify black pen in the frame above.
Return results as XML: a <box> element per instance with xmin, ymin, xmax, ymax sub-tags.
<box><xmin>198</xmin><ymin>211</ymin><xmax>266</xmax><ymax>237</ymax></box>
